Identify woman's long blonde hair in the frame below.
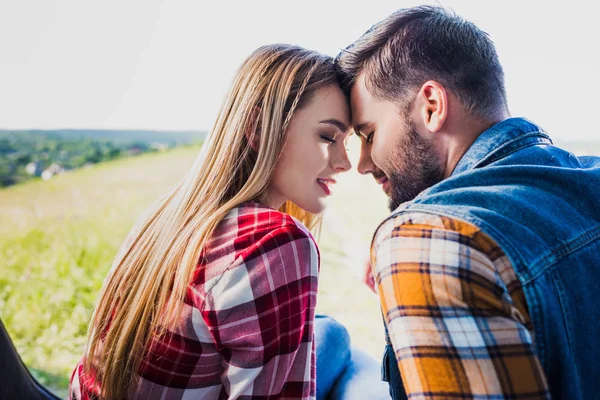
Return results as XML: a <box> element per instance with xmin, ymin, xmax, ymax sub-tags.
<box><xmin>84</xmin><ymin>44</ymin><xmax>339</xmax><ymax>399</ymax></box>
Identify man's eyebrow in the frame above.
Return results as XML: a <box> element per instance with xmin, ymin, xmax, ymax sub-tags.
<box><xmin>319</xmin><ymin>119</ymin><xmax>348</xmax><ymax>132</ymax></box>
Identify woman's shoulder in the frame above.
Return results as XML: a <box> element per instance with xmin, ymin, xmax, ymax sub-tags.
<box><xmin>227</xmin><ymin>201</ymin><xmax>314</xmax><ymax>241</ymax></box>
<box><xmin>199</xmin><ymin>201</ymin><xmax>319</xmax><ymax>305</ymax></box>
<box><xmin>220</xmin><ymin>201</ymin><xmax>318</xmax><ymax>267</ymax></box>
<box><xmin>203</xmin><ymin>202</ymin><xmax>316</xmax><ymax>273</ymax></box>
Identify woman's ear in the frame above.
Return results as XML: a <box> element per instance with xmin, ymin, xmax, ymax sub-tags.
<box><xmin>244</xmin><ymin>106</ymin><xmax>261</xmax><ymax>151</ymax></box>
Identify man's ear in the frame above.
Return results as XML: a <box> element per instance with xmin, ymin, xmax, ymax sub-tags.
<box><xmin>415</xmin><ymin>80</ymin><xmax>447</xmax><ymax>133</ymax></box>
<box><xmin>244</xmin><ymin>106</ymin><xmax>261</xmax><ymax>151</ymax></box>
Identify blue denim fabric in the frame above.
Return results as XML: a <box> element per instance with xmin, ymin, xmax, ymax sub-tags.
<box><xmin>384</xmin><ymin>117</ymin><xmax>600</xmax><ymax>399</ymax></box>
<box><xmin>314</xmin><ymin>315</ymin><xmax>390</xmax><ymax>399</ymax></box>
<box><xmin>315</xmin><ymin>315</ymin><xmax>351</xmax><ymax>400</ymax></box>
<box><xmin>330</xmin><ymin>345</ymin><xmax>390</xmax><ymax>400</ymax></box>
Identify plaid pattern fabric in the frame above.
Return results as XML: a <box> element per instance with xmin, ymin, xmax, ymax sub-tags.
<box><xmin>371</xmin><ymin>212</ymin><xmax>551</xmax><ymax>399</ymax></box>
<box><xmin>71</xmin><ymin>201</ymin><xmax>319</xmax><ymax>399</ymax></box>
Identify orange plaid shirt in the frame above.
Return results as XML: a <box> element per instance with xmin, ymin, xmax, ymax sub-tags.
<box><xmin>372</xmin><ymin>212</ymin><xmax>550</xmax><ymax>399</ymax></box>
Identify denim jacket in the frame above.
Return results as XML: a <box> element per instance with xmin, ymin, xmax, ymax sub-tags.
<box><xmin>383</xmin><ymin>117</ymin><xmax>600</xmax><ymax>399</ymax></box>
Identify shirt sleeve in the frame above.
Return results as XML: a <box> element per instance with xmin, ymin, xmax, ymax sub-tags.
<box><xmin>202</xmin><ymin>222</ymin><xmax>319</xmax><ymax>399</ymax></box>
<box><xmin>372</xmin><ymin>213</ymin><xmax>550</xmax><ymax>399</ymax></box>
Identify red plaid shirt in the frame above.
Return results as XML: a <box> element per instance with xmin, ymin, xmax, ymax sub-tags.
<box><xmin>70</xmin><ymin>201</ymin><xmax>320</xmax><ymax>399</ymax></box>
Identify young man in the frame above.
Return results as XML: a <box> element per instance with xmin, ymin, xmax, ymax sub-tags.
<box><xmin>336</xmin><ymin>5</ymin><xmax>600</xmax><ymax>400</ymax></box>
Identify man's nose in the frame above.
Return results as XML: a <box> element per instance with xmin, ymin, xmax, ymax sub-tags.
<box><xmin>357</xmin><ymin>144</ymin><xmax>375</xmax><ymax>175</ymax></box>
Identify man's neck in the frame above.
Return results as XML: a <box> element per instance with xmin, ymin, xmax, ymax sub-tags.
<box><xmin>443</xmin><ymin>112</ymin><xmax>509</xmax><ymax>178</ymax></box>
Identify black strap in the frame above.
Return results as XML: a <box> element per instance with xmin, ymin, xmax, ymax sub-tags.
<box><xmin>0</xmin><ymin>318</ymin><xmax>61</xmax><ymax>399</ymax></box>
<box><xmin>381</xmin><ymin>315</ymin><xmax>408</xmax><ymax>400</ymax></box>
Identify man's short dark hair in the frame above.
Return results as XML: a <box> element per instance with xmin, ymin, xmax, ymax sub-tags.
<box><xmin>335</xmin><ymin>5</ymin><xmax>508</xmax><ymax>120</ymax></box>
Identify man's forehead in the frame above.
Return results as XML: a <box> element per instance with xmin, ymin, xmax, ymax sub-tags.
<box><xmin>349</xmin><ymin>73</ymin><xmax>371</xmax><ymax>107</ymax></box>
<box><xmin>350</xmin><ymin>93</ymin><xmax>375</xmax><ymax>135</ymax></box>
<box><xmin>349</xmin><ymin>74</ymin><xmax>376</xmax><ymax>129</ymax></box>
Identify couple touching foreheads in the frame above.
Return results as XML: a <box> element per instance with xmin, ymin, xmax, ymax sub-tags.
<box><xmin>70</xmin><ymin>5</ymin><xmax>600</xmax><ymax>400</ymax></box>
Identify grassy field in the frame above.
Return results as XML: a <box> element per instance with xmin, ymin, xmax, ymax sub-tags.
<box><xmin>0</xmin><ymin>141</ymin><xmax>390</xmax><ymax>398</ymax></box>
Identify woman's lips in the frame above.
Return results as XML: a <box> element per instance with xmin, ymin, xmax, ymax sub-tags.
<box><xmin>316</xmin><ymin>178</ymin><xmax>335</xmax><ymax>195</ymax></box>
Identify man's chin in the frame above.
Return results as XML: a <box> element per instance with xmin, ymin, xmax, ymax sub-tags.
<box><xmin>386</xmin><ymin>181</ymin><xmax>418</xmax><ymax>211</ymax></box>
<box><xmin>388</xmin><ymin>191</ymin><xmax>410</xmax><ymax>212</ymax></box>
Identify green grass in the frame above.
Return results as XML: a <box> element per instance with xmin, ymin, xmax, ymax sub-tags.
<box><xmin>0</xmin><ymin>141</ymin><xmax>390</xmax><ymax>398</ymax></box>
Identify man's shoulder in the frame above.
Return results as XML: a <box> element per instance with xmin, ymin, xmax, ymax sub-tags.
<box><xmin>374</xmin><ymin>211</ymin><xmax>448</xmax><ymax>238</ymax></box>
<box><xmin>372</xmin><ymin>210</ymin><xmax>494</xmax><ymax>253</ymax></box>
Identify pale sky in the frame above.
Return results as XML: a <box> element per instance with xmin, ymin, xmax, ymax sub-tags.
<box><xmin>1</xmin><ymin>0</ymin><xmax>598</xmax><ymax>141</ymax></box>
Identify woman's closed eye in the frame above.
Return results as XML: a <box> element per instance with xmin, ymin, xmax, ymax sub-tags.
<box><xmin>320</xmin><ymin>134</ymin><xmax>336</xmax><ymax>144</ymax></box>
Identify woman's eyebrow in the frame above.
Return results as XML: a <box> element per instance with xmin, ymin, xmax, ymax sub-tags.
<box><xmin>319</xmin><ymin>119</ymin><xmax>348</xmax><ymax>132</ymax></box>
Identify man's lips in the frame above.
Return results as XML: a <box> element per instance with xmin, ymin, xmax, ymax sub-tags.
<box><xmin>375</xmin><ymin>176</ymin><xmax>387</xmax><ymax>185</ymax></box>
<box><xmin>375</xmin><ymin>175</ymin><xmax>391</xmax><ymax>194</ymax></box>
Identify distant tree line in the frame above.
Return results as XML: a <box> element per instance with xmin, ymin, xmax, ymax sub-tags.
<box><xmin>0</xmin><ymin>130</ymin><xmax>206</xmax><ymax>187</ymax></box>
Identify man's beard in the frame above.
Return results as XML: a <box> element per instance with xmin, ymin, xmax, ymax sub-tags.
<box><xmin>387</xmin><ymin>120</ymin><xmax>444</xmax><ymax>211</ymax></box>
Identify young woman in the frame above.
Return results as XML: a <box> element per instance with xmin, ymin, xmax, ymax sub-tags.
<box><xmin>69</xmin><ymin>44</ymin><xmax>353</xmax><ymax>399</ymax></box>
